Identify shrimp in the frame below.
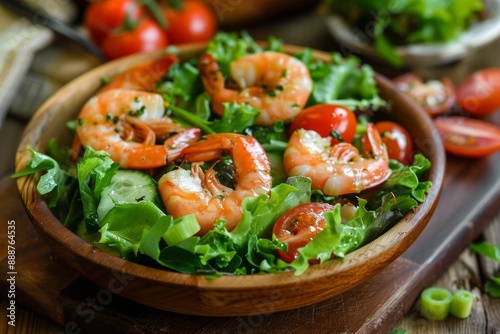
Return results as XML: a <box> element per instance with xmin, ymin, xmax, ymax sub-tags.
<box><xmin>158</xmin><ymin>133</ymin><xmax>272</xmax><ymax>235</ymax></box>
<box><xmin>100</xmin><ymin>54</ymin><xmax>178</xmax><ymax>92</ymax></box>
<box><xmin>284</xmin><ymin>124</ymin><xmax>392</xmax><ymax>196</ymax></box>
<box><xmin>198</xmin><ymin>52</ymin><xmax>313</xmax><ymax>126</ymax></box>
<box><xmin>76</xmin><ymin>88</ymin><xmax>201</xmax><ymax>169</ymax></box>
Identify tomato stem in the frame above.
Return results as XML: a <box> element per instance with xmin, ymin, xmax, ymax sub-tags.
<box><xmin>122</xmin><ymin>12</ymin><xmax>139</xmax><ymax>31</ymax></box>
<box><xmin>141</xmin><ymin>0</ymin><xmax>168</xmax><ymax>28</ymax></box>
<box><xmin>168</xmin><ymin>0</ymin><xmax>185</xmax><ymax>10</ymax></box>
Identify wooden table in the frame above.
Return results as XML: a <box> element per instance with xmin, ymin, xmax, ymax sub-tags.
<box><xmin>1</xmin><ymin>6</ymin><xmax>500</xmax><ymax>334</ymax></box>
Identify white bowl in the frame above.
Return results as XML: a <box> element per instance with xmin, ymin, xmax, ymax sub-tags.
<box><xmin>323</xmin><ymin>0</ymin><xmax>500</xmax><ymax>67</ymax></box>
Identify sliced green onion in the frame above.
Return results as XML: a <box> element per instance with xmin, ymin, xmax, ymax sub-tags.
<box><xmin>168</xmin><ymin>105</ymin><xmax>216</xmax><ymax>134</ymax></box>
<box><xmin>163</xmin><ymin>214</ymin><xmax>201</xmax><ymax>245</ymax></box>
<box><xmin>420</xmin><ymin>287</ymin><xmax>452</xmax><ymax>321</ymax></box>
<box><xmin>450</xmin><ymin>289</ymin><xmax>474</xmax><ymax>319</ymax></box>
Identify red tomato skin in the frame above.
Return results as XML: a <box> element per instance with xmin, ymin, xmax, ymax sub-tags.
<box><xmin>456</xmin><ymin>68</ymin><xmax>500</xmax><ymax>117</ymax></box>
<box><xmin>101</xmin><ymin>19</ymin><xmax>168</xmax><ymax>60</ymax></box>
<box><xmin>84</xmin><ymin>0</ymin><xmax>144</xmax><ymax>46</ymax></box>
<box><xmin>289</xmin><ymin>104</ymin><xmax>357</xmax><ymax>145</ymax></box>
<box><xmin>362</xmin><ymin>121</ymin><xmax>414</xmax><ymax>164</ymax></box>
<box><xmin>161</xmin><ymin>0</ymin><xmax>217</xmax><ymax>44</ymax></box>
<box><xmin>433</xmin><ymin>116</ymin><xmax>500</xmax><ymax>158</ymax></box>
<box><xmin>273</xmin><ymin>203</ymin><xmax>335</xmax><ymax>263</ymax></box>
<box><xmin>393</xmin><ymin>73</ymin><xmax>456</xmax><ymax>117</ymax></box>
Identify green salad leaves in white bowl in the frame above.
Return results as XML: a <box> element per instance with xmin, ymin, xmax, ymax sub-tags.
<box><xmin>322</xmin><ymin>0</ymin><xmax>500</xmax><ymax>67</ymax></box>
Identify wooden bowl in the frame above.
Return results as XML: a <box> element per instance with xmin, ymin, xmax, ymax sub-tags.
<box><xmin>15</xmin><ymin>44</ymin><xmax>446</xmax><ymax>317</ymax></box>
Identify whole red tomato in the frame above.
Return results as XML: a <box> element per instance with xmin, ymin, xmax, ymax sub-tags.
<box><xmin>456</xmin><ymin>68</ymin><xmax>500</xmax><ymax>117</ymax></box>
<box><xmin>84</xmin><ymin>0</ymin><xmax>145</xmax><ymax>46</ymax></box>
<box><xmin>160</xmin><ymin>0</ymin><xmax>217</xmax><ymax>44</ymax></box>
<box><xmin>289</xmin><ymin>104</ymin><xmax>357</xmax><ymax>146</ymax></box>
<box><xmin>101</xmin><ymin>19</ymin><xmax>168</xmax><ymax>60</ymax></box>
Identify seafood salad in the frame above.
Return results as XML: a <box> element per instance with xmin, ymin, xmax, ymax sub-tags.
<box><xmin>15</xmin><ymin>32</ymin><xmax>432</xmax><ymax>276</ymax></box>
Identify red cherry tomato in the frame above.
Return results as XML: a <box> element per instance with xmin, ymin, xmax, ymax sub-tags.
<box><xmin>362</xmin><ymin>121</ymin><xmax>414</xmax><ymax>164</ymax></box>
<box><xmin>160</xmin><ymin>0</ymin><xmax>217</xmax><ymax>44</ymax></box>
<box><xmin>84</xmin><ymin>0</ymin><xmax>144</xmax><ymax>46</ymax></box>
<box><xmin>456</xmin><ymin>68</ymin><xmax>500</xmax><ymax>117</ymax></box>
<box><xmin>289</xmin><ymin>104</ymin><xmax>357</xmax><ymax>145</ymax></box>
<box><xmin>393</xmin><ymin>73</ymin><xmax>456</xmax><ymax>117</ymax></box>
<box><xmin>273</xmin><ymin>202</ymin><xmax>335</xmax><ymax>263</ymax></box>
<box><xmin>433</xmin><ymin>116</ymin><xmax>500</xmax><ymax>158</ymax></box>
<box><xmin>101</xmin><ymin>19</ymin><xmax>168</xmax><ymax>60</ymax></box>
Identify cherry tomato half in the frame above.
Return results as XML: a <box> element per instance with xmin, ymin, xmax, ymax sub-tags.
<box><xmin>433</xmin><ymin>116</ymin><xmax>500</xmax><ymax>158</ymax></box>
<box><xmin>84</xmin><ymin>0</ymin><xmax>145</xmax><ymax>46</ymax></box>
<box><xmin>101</xmin><ymin>19</ymin><xmax>168</xmax><ymax>60</ymax></box>
<box><xmin>362</xmin><ymin>121</ymin><xmax>414</xmax><ymax>164</ymax></box>
<box><xmin>456</xmin><ymin>68</ymin><xmax>500</xmax><ymax>117</ymax></box>
<box><xmin>289</xmin><ymin>104</ymin><xmax>357</xmax><ymax>145</ymax></box>
<box><xmin>160</xmin><ymin>0</ymin><xmax>217</xmax><ymax>44</ymax></box>
<box><xmin>393</xmin><ymin>73</ymin><xmax>456</xmax><ymax>117</ymax></box>
<box><xmin>273</xmin><ymin>202</ymin><xmax>335</xmax><ymax>263</ymax></box>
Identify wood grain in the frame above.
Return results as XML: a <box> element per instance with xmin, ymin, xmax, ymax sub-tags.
<box><xmin>392</xmin><ymin>213</ymin><xmax>500</xmax><ymax>333</ymax></box>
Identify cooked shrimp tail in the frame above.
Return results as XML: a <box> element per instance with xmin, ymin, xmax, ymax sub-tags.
<box><xmin>199</xmin><ymin>52</ymin><xmax>312</xmax><ymax>126</ymax></box>
<box><xmin>284</xmin><ymin>124</ymin><xmax>392</xmax><ymax>196</ymax></box>
<box><xmin>158</xmin><ymin>133</ymin><xmax>272</xmax><ymax>235</ymax></box>
<box><xmin>100</xmin><ymin>54</ymin><xmax>178</xmax><ymax>92</ymax></box>
<box><xmin>76</xmin><ymin>88</ymin><xmax>201</xmax><ymax>169</ymax></box>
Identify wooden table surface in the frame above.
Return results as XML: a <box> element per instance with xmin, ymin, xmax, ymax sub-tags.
<box><xmin>1</xmin><ymin>5</ymin><xmax>500</xmax><ymax>334</ymax></box>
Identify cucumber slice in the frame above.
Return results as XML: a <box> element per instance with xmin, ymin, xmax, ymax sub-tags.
<box><xmin>97</xmin><ymin>170</ymin><xmax>161</xmax><ymax>220</ymax></box>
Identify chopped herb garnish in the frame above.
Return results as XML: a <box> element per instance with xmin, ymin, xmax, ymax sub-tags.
<box><xmin>105</xmin><ymin>114</ymin><xmax>119</xmax><ymax>124</ymax></box>
<box><xmin>128</xmin><ymin>106</ymin><xmax>146</xmax><ymax>117</ymax></box>
<box><xmin>101</xmin><ymin>76</ymin><xmax>110</xmax><ymax>85</ymax></box>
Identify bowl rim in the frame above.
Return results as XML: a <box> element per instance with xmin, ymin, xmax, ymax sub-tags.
<box><xmin>15</xmin><ymin>43</ymin><xmax>446</xmax><ymax>311</ymax></box>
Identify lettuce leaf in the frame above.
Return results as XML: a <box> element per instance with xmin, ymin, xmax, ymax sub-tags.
<box><xmin>77</xmin><ymin>147</ymin><xmax>120</xmax><ymax>233</ymax></box>
<box><xmin>469</xmin><ymin>242</ymin><xmax>500</xmax><ymax>298</ymax></box>
<box><xmin>99</xmin><ymin>201</ymin><xmax>169</xmax><ymax>257</ymax></box>
<box><xmin>294</xmin><ymin>50</ymin><xmax>386</xmax><ymax>111</ymax></box>
<box><xmin>206</xmin><ymin>31</ymin><xmax>283</xmax><ymax>78</ymax></box>
<box><xmin>12</xmin><ymin>149</ymin><xmax>67</xmax><ymax>208</ymax></box>
<box><xmin>158</xmin><ymin>60</ymin><xmax>203</xmax><ymax>103</ymax></box>
<box><xmin>366</xmin><ymin>154</ymin><xmax>432</xmax><ymax>212</ymax></box>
